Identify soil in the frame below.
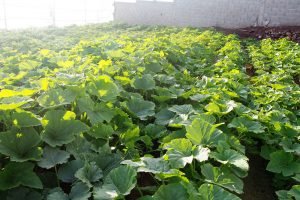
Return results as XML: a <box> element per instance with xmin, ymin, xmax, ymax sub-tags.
<box><xmin>241</xmin><ymin>154</ymin><xmax>276</xmax><ymax>200</ymax></box>
<box><xmin>216</xmin><ymin>26</ymin><xmax>300</xmax><ymax>43</ymax></box>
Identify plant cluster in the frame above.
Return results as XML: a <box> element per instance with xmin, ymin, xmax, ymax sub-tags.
<box><xmin>0</xmin><ymin>24</ymin><xmax>299</xmax><ymax>199</ymax></box>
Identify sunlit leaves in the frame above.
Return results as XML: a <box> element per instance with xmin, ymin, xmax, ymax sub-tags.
<box><xmin>41</xmin><ymin>110</ymin><xmax>89</xmax><ymax>147</ymax></box>
<box><xmin>87</xmin><ymin>75</ymin><xmax>119</xmax><ymax>102</ymax></box>
<box><xmin>37</xmin><ymin>88</ymin><xmax>76</xmax><ymax>108</ymax></box>
<box><xmin>186</xmin><ymin>118</ymin><xmax>224</xmax><ymax>146</ymax></box>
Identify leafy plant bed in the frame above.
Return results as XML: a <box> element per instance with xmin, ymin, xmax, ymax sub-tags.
<box><xmin>0</xmin><ymin>23</ymin><xmax>299</xmax><ymax>199</ymax></box>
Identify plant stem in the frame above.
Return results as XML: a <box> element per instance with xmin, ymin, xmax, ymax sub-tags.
<box><xmin>54</xmin><ymin>165</ymin><xmax>60</xmax><ymax>187</ymax></box>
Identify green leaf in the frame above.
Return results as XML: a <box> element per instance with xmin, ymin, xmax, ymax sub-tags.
<box><xmin>37</xmin><ymin>88</ymin><xmax>76</xmax><ymax>108</ymax></box>
<box><xmin>0</xmin><ymin>96</ymin><xmax>33</xmax><ymax>110</ymax></box>
<box><xmin>12</xmin><ymin>109</ymin><xmax>41</xmax><ymax>127</ymax></box>
<box><xmin>155</xmin><ymin>109</ymin><xmax>175</xmax><ymax>125</ymax></box>
<box><xmin>88</xmin><ymin>123</ymin><xmax>114</xmax><ymax>140</ymax></box>
<box><xmin>198</xmin><ymin>183</ymin><xmax>241</xmax><ymax>200</ymax></box>
<box><xmin>163</xmin><ymin>138</ymin><xmax>194</xmax><ymax>168</ymax></box>
<box><xmin>69</xmin><ymin>182</ymin><xmax>91</xmax><ymax>200</ymax></box>
<box><xmin>6</xmin><ymin>187</ymin><xmax>42</xmax><ymax>200</ymax></box>
<box><xmin>46</xmin><ymin>188</ymin><xmax>68</xmax><ymax>200</ymax></box>
<box><xmin>58</xmin><ymin>160</ymin><xmax>84</xmax><ymax>183</ymax></box>
<box><xmin>145</xmin><ymin>62</ymin><xmax>162</xmax><ymax>73</ymax></box>
<box><xmin>280</xmin><ymin>139</ymin><xmax>300</xmax><ymax>154</ymax></box>
<box><xmin>201</xmin><ymin>163</ymin><xmax>243</xmax><ymax>194</ymax></box>
<box><xmin>41</xmin><ymin>110</ymin><xmax>89</xmax><ymax>147</ymax></box>
<box><xmin>0</xmin><ymin>162</ymin><xmax>43</xmax><ymax>190</ymax></box>
<box><xmin>122</xmin><ymin>157</ymin><xmax>172</xmax><ymax>174</ymax></box>
<box><xmin>210</xmin><ymin>149</ymin><xmax>249</xmax><ymax>171</ymax></box>
<box><xmin>38</xmin><ymin>146</ymin><xmax>70</xmax><ymax>169</ymax></box>
<box><xmin>190</xmin><ymin>94</ymin><xmax>210</xmax><ymax>102</ymax></box>
<box><xmin>193</xmin><ymin>145</ymin><xmax>210</xmax><ymax>163</ymax></box>
<box><xmin>168</xmin><ymin>104</ymin><xmax>194</xmax><ymax>120</ymax></box>
<box><xmin>77</xmin><ymin>97</ymin><xmax>116</xmax><ymax>124</ymax></box>
<box><xmin>186</xmin><ymin>118</ymin><xmax>224</xmax><ymax>146</ymax></box>
<box><xmin>93</xmin><ymin>165</ymin><xmax>137</xmax><ymax>199</ymax></box>
<box><xmin>133</xmin><ymin>74</ymin><xmax>156</xmax><ymax>90</ymax></box>
<box><xmin>87</xmin><ymin>75</ymin><xmax>119</xmax><ymax>102</ymax></box>
<box><xmin>0</xmin><ymin>128</ymin><xmax>42</xmax><ymax>162</ymax></box>
<box><xmin>120</xmin><ymin>126</ymin><xmax>140</xmax><ymax>148</ymax></box>
<box><xmin>153</xmin><ymin>183</ymin><xmax>189</xmax><ymax>200</ymax></box>
<box><xmin>125</xmin><ymin>97</ymin><xmax>155</xmax><ymax>120</ymax></box>
<box><xmin>75</xmin><ymin>162</ymin><xmax>103</xmax><ymax>187</ymax></box>
<box><xmin>266</xmin><ymin>151</ymin><xmax>300</xmax><ymax>176</ymax></box>
<box><xmin>228</xmin><ymin>116</ymin><xmax>264</xmax><ymax>133</ymax></box>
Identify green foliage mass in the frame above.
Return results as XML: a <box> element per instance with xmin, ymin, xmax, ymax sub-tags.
<box><xmin>0</xmin><ymin>23</ymin><xmax>299</xmax><ymax>199</ymax></box>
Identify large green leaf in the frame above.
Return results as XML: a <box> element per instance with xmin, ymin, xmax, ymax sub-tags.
<box><xmin>6</xmin><ymin>187</ymin><xmax>42</xmax><ymax>200</ymax></box>
<box><xmin>0</xmin><ymin>128</ymin><xmax>42</xmax><ymax>162</ymax></box>
<box><xmin>58</xmin><ymin>160</ymin><xmax>84</xmax><ymax>183</ymax></box>
<box><xmin>125</xmin><ymin>97</ymin><xmax>155</xmax><ymax>120</ymax></box>
<box><xmin>77</xmin><ymin>97</ymin><xmax>116</xmax><ymax>124</ymax></box>
<box><xmin>38</xmin><ymin>146</ymin><xmax>70</xmax><ymax>169</ymax></box>
<box><xmin>163</xmin><ymin>138</ymin><xmax>194</xmax><ymax>168</ymax></box>
<box><xmin>37</xmin><ymin>88</ymin><xmax>76</xmax><ymax>108</ymax></box>
<box><xmin>87</xmin><ymin>75</ymin><xmax>119</xmax><ymax>102</ymax></box>
<box><xmin>12</xmin><ymin>109</ymin><xmax>41</xmax><ymax>127</ymax></box>
<box><xmin>198</xmin><ymin>183</ymin><xmax>241</xmax><ymax>200</ymax></box>
<box><xmin>69</xmin><ymin>182</ymin><xmax>91</xmax><ymax>200</ymax></box>
<box><xmin>88</xmin><ymin>123</ymin><xmax>114</xmax><ymax>140</ymax></box>
<box><xmin>186</xmin><ymin>118</ymin><xmax>224</xmax><ymax>146</ymax></box>
<box><xmin>46</xmin><ymin>188</ymin><xmax>68</xmax><ymax>200</ymax></box>
<box><xmin>201</xmin><ymin>164</ymin><xmax>243</xmax><ymax>194</ymax></box>
<box><xmin>228</xmin><ymin>116</ymin><xmax>265</xmax><ymax>133</ymax></box>
<box><xmin>93</xmin><ymin>165</ymin><xmax>137</xmax><ymax>199</ymax></box>
<box><xmin>0</xmin><ymin>96</ymin><xmax>33</xmax><ymax>110</ymax></box>
<box><xmin>41</xmin><ymin>110</ymin><xmax>89</xmax><ymax>147</ymax></box>
<box><xmin>153</xmin><ymin>183</ymin><xmax>189</xmax><ymax>200</ymax></box>
<box><xmin>266</xmin><ymin>151</ymin><xmax>300</xmax><ymax>176</ymax></box>
<box><xmin>133</xmin><ymin>74</ymin><xmax>156</xmax><ymax>90</ymax></box>
<box><xmin>210</xmin><ymin>149</ymin><xmax>249</xmax><ymax>171</ymax></box>
<box><xmin>122</xmin><ymin>157</ymin><xmax>172</xmax><ymax>174</ymax></box>
<box><xmin>0</xmin><ymin>162</ymin><xmax>43</xmax><ymax>190</ymax></box>
<box><xmin>75</xmin><ymin>162</ymin><xmax>103</xmax><ymax>187</ymax></box>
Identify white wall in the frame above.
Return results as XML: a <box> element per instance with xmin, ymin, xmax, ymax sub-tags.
<box><xmin>114</xmin><ymin>0</ymin><xmax>300</xmax><ymax>28</ymax></box>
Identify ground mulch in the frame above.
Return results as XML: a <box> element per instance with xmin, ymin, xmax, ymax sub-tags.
<box><xmin>217</xmin><ymin>26</ymin><xmax>300</xmax><ymax>43</ymax></box>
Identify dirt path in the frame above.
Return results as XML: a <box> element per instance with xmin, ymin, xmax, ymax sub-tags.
<box><xmin>241</xmin><ymin>154</ymin><xmax>276</xmax><ymax>200</ymax></box>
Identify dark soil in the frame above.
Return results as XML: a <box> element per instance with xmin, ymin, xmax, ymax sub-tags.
<box><xmin>217</xmin><ymin>26</ymin><xmax>300</xmax><ymax>43</ymax></box>
<box><xmin>241</xmin><ymin>154</ymin><xmax>276</xmax><ymax>200</ymax></box>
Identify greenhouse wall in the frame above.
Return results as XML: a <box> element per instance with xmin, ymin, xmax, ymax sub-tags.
<box><xmin>114</xmin><ymin>0</ymin><xmax>300</xmax><ymax>28</ymax></box>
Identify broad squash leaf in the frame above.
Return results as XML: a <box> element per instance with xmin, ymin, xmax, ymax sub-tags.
<box><xmin>153</xmin><ymin>183</ymin><xmax>189</xmax><ymax>200</ymax></box>
<box><xmin>87</xmin><ymin>75</ymin><xmax>119</xmax><ymax>102</ymax></box>
<box><xmin>125</xmin><ymin>97</ymin><xmax>155</xmax><ymax>120</ymax></box>
<box><xmin>0</xmin><ymin>162</ymin><xmax>43</xmax><ymax>190</ymax></box>
<box><xmin>186</xmin><ymin>118</ymin><xmax>224</xmax><ymax>146</ymax></box>
<box><xmin>210</xmin><ymin>149</ymin><xmax>249</xmax><ymax>171</ymax></box>
<box><xmin>12</xmin><ymin>109</ymin><xmax>41</xmax><ymax>127</ymax></box>
<box><xmin>75</xmin><ymin>162</ymin><xmax>103</xmax><ymax>187</ymax></box>
<box><xmin>58</xmin><ymin>160</ymin><xmax>84</xmax><ymax>183</ymax></box>
<box><xmin>0</xmin><ymin>128</ymin><xmax>42</xmax><ymax>162</ymax></box>
<box><xmin>201</xmin><ymin>163</ymin><xmax>243</xmax><ymax>194</ymax></box>
<box><xmin>38</xmin><ymin>146</ymin><xmax>70</xmax><ymax>169</ymax></box>
<box><xmin>228</xmin><ymin>116</ymin><xmax>264</xmax><ymax>133</ymax></box>
<box><xmin>93</xmin><ymin>165</ymin><xmax>137</xmax><ymax>199</ymax></box>
<box><xmin>266</xmin><ymin>151</ymin><xmax>300</xmax><ymax>176</ymax></box>
<box><xmin>6</xmin><ymin>187</ymin><xmax>42</xmax><ymax>200</ymax></box>
<box><xmin>41</xmin><ymin>110</ymin><xmax>89</xmax><ymax>147</ymax></box>
<box><xmin>69</xmin><ymin>182</ymin><xmax>91</xmax><ymax>200</ymax></box>
<box><xmin>37</xmin><ymin>88</ymin><xmax>76</xmax><ymax>108</ymax></box>
<box><xmin>198</xmin><ymin>183</ymin><xmax>241</xmax><ymax>200</ymax></box>
<box><xmin>133</xmin><ymin>74</ymin><xmax>156</xmax><ymax>90</ymax></box>
<box><xmin>163</xmin><ymin>138</ymin><xmax>194</xmax><ymax>168</ymax></box>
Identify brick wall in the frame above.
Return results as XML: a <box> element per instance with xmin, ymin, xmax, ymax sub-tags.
<box><xmin>114</xmin><ymin>0</ymin><xmax>300</xmax><ymax>28</ymax></box>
